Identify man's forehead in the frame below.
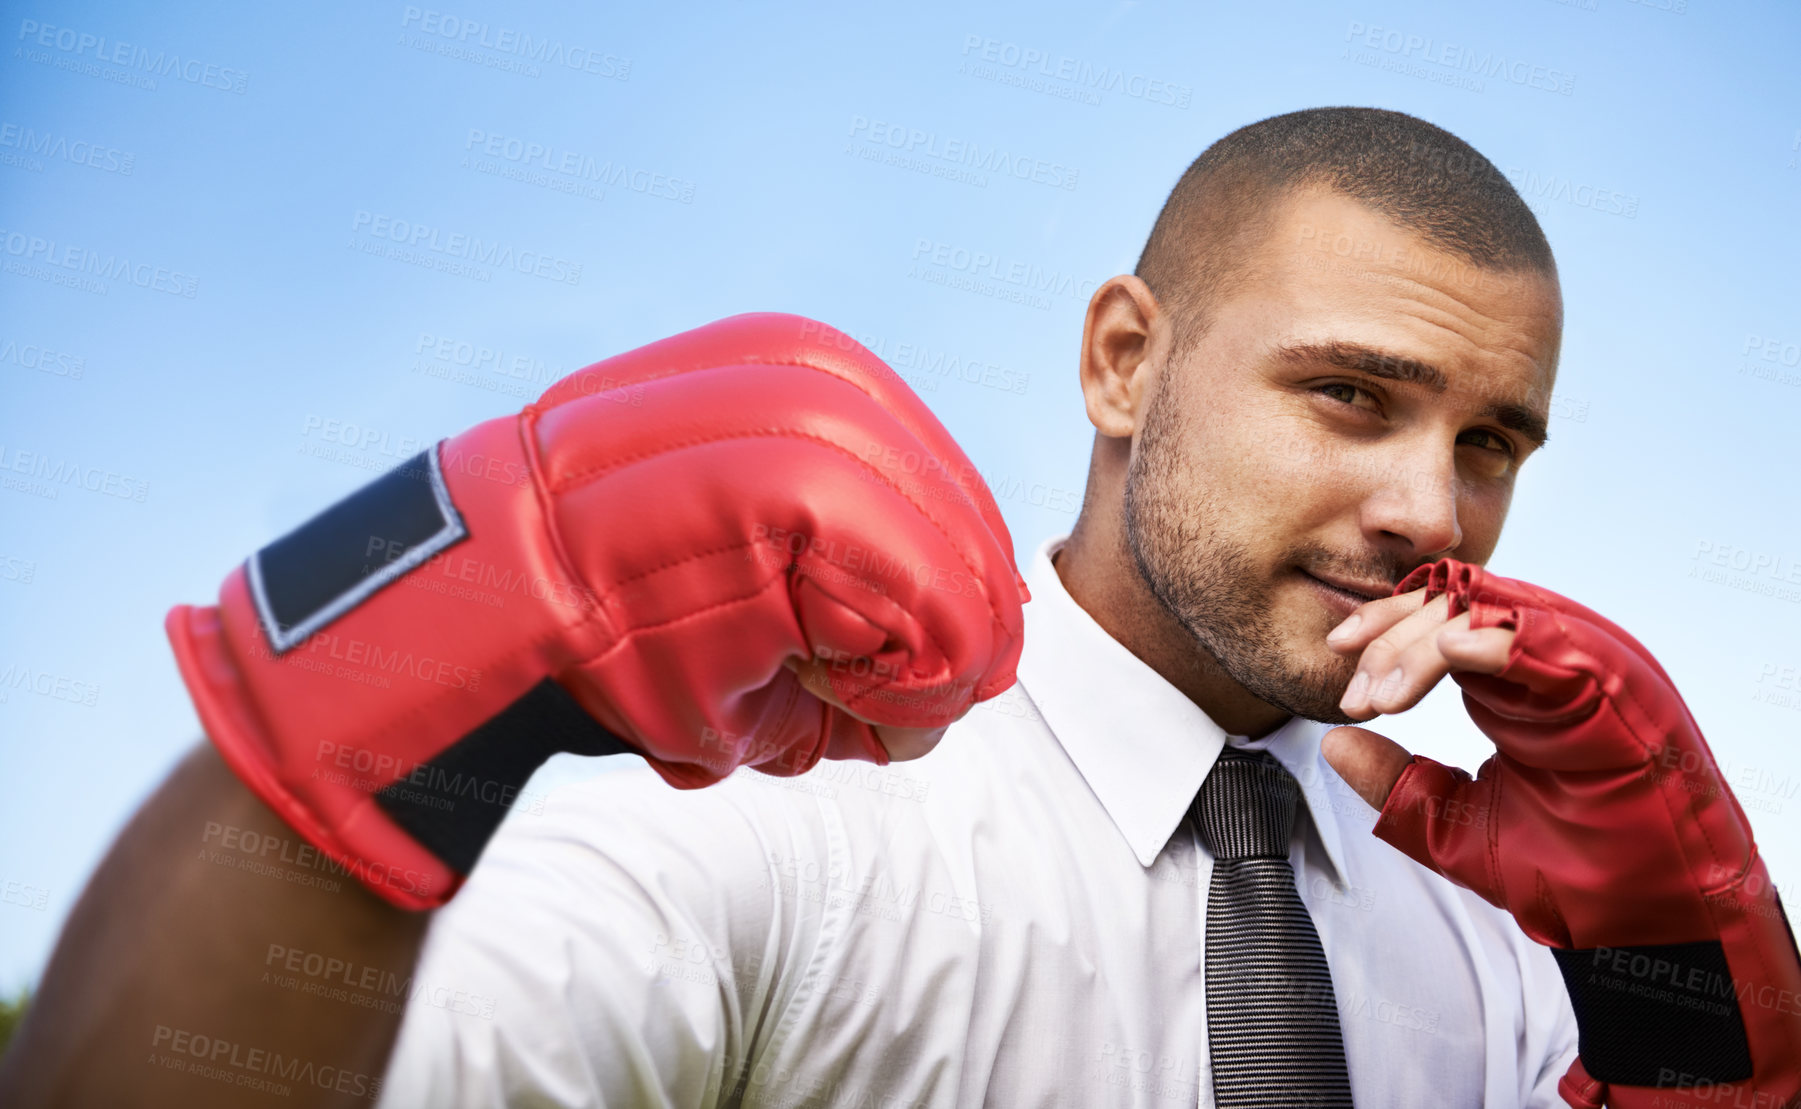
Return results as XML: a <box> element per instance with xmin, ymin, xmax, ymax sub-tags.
<box><xmin>1260</xmin><ymin>188</ymin><xmax>1564</xmax><ymax>333</ymax></box>
<box><xmin>1238</xmin><ymin>192</ymin><xmax>1563</xmax><ymax>388</ymax></box>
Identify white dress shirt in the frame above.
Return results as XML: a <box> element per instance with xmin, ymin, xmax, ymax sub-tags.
<box><xmin>378</xmin><ymin>533</ymin><xmax>1579</xmax><ymax>1108</ymax></box>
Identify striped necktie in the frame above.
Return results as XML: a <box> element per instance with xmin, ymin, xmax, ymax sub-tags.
<box><xmin>1193</xmin><ymin>747</ymin><xmax>1355</xmax><ymax>1108</ymax></box>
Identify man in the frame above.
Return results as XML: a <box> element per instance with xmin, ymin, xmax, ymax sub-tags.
<box><xmin>3</xmin><ymin>107</ymin><xmax>1796</xmax><ymax>1108</ymax></box>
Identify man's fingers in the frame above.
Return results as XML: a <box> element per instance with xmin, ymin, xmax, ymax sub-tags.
<box><xmin>1337</xmin><ymin>596</ymin><xmax>1455</xmax><ymax>718</ymax></box>
<box><xmin>1353</xmin><ymin>627</ymin><xmax>1456</xmax><ymax>718</ymax></box>
<box><xmin>869</xmin><ymin>722</ymin><xmax>952</xmax><ymax>761</ymax></box>
<box><xmin>1326</xmin><ymin>587</ymin><xmax>1430</xmax><ymax>654</ymax></box>
<box><xmin>1353</xmin><ymin>609</ymin><xmax>1518</xmax><ymax>717</ymax></box>
<box><xmin>1335</xmin><ymin>595</ymin><xmax>1520</xmax><ymax>720</ymax></box>
<box><xmin>1321</xmin><ymin>725</ymin><xmax>1416</xmax><ymax>810</ymax></box>
<box><xmin>1329</xmin><ymin>591</ymin><xmax>1449</xmax><ymax>665</ymax></box>
<box><xmin>1434</xmin><ymin>624</ymin><xmax>1514</xmax><ymax>676</ymax></box>
<box><xmin>786</xmin><ymin>656</ymin><xmax>956</xmax><ymax>762</ymax></box>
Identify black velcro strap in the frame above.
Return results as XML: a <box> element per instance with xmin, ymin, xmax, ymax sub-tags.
<box><xmin>374</xmin><ymin>679</ymin><xmax>635</xmax><ymax>875</ymax></box>
<box><xmin>1551</xmin><ymin>941</ymin><xmax>1752</xmax><ymax>1086</ymax></box>
<box><xmin>250</xmin><ymin>446</ymin><xmax>466</xmax><ymax>654</ymax></box>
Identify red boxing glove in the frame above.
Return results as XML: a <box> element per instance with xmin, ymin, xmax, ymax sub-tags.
<box><xmin>1373</xmin><ymin>560</ymin><xmax>1801</xmax><ymax>1109</ymax></box>
<box><xmin>166</xmin><ymin>313</ymin><xmax>1028</xmax><ymax>910</ymax></box>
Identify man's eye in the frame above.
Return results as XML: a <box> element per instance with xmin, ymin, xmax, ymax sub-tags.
<box><xmin>1459</xmin><ymin>430</ymin><xmax>1518</xmax><ymax>480</ymax></box>
<box><xmin>1459</xmin><ymin>428</ymin><xmax>1515</xmax><ymax>457</ymax></box>
<box><xmin>1316</xmin><ymin>382</ymin><xmax>1378</xmax><ymax>410</ymax></box>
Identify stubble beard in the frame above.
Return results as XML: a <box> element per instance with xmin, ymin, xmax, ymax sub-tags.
<box><xmin>1121</xmin><ymin>377</ymin><xmax>1358</xmax><ymax>726</ymax></box>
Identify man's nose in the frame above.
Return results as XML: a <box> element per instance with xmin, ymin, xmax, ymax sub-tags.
<box><xmin>1356</xmin><ymin>454</ymin><xmax>1463</xmax><ymax>559</ymax></box>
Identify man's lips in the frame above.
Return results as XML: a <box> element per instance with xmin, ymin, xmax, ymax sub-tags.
<box><xmin>1299</xmin><ymin>569</ymin><xmax>1393</xmax><ymax>604</ymax></box>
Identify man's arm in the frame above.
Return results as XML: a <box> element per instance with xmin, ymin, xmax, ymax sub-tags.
<box><xmin>1</xmin><ymin>313</ymin><xmax>1025</xmax><ymax>1106</ymax></box>
<box><xmin>373</xmin><ymin>757</ymin><xmax>836</xmax><ymax>1108</ymax></box>
<box><xmin>1323</xmin><ymin>558</ymin><xmax>1801</xmax><ymax>1109</ymax></box>
<box><xmin>0</xmin><ymin>740</ymin><xmax>429</xmax><ymax>1108</ymax></box>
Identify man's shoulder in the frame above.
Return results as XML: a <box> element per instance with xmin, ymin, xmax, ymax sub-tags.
<box><xmin>489</xmin><ymin>684</ymin><xmax>1065</xmax><ymax>863</ymax></box>
<box><xmin>510</xmin><ymin>755</ymin><xmax>832</xmax><ymax>838</ymax></box>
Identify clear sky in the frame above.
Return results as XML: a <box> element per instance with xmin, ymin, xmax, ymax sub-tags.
<box><xmin>3</xmin><ymin>0</ymin><xmax>1798</xmax><ymax>991</ymax></box>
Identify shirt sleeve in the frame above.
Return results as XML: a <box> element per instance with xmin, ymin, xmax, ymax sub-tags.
<box><xmin>1520</xmin><ymin>939</ymin><xmax>1581</xmax><ymax>1108</ymax></box>
<box><xmin>374</xmin><ymin>759</ymin><xmax>834</xmax><ymax>1109</ymax></box>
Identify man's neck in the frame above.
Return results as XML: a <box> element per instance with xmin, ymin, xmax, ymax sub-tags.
<box><xmin>1052</xmin><ymin>533</ymin><xmax>1291</xmax><ymax>740</ymax></box>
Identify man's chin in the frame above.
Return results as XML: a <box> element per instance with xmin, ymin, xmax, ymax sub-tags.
<box><xmin>1296</xmin><ymin>701</ymin><xmax>1363</xmax><ymax>727</ymax></box>
<box><xmin>1254</xmin><ymin>643</ymin><xmax>1360</xmax><ymax>725</ymax></box>
<box><xmin>1249</xmin><ymin>680</ymin><xmax>1358</xmax><ymax>726</ymax></box>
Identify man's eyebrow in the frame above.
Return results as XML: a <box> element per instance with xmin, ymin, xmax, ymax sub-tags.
<box><xmin>1480</xmin><ymin>399</ymin><xmax>1549</xmax><ymax>451</ymax></box>
<box><xmin>1275</xmin><ymin>340</ymin><xmax>1448</xmax><ymax>390</ymax></box>
<box><xmin>1274</xmin><ymin>340</ymin><xmax>1550</xmax><ymax>451</ymax></box>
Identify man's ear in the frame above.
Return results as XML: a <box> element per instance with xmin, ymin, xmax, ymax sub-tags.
<box><xmin>1078</xmin><ymin>276</ymin><xmax>1167</xmax><ymax>440</ymax></box>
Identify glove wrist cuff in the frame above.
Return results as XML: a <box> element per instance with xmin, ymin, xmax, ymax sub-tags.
<box><xmin>1550</xmin><ymin>940</ymin><xmax>1752</xmax><ymax>1088</ymax></box>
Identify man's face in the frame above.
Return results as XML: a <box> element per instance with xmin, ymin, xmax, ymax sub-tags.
<box><xmin>1123</xmin><ymin>187</ymin><xmax>1563</xmax><ymax>725</ymax></box>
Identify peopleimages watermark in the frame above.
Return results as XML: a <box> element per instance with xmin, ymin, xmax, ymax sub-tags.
<box><xmin>1699</xmin><ymin>862</ymin><xmax>1798</xmax><ymax>926</ymax></box>
<box><xmin>364</xmin><ymin>533</ymin><xmax>601</xmax><ymax>615</ymax></box>
<box><xmin>957</xmin><ymin>34</ymin><xmax>1192</xmax><ymax>109</ymax></box>
<box><xmin>0</xmin><ymin>662</ymin><xmax>98</xmax><ymax>707</ymax></box>
<box><xmin>1341</xmin><ymin>991</ymin><xmax>1441</xmax><ymax>1034</ymax></box>
<box><xmin>201</xmin><ymin>820</ymin><xmax>347</xmax><ymax>894</ymax></box>
<box><xmin>761</xmin><ymin>850</ymin><xmax>1002</xmax><ymax>929</ymax></box>
<box><xmin>0</xmin><ymin>227</ymin><xmax>198</xmax><ymax>298</ymax></box>
<box><xmin>410</xmin><ymin>330</ymin><xmax>647</xmax><ymax>404</ymax></box>
<box><xmin>296</xmin><ymin>420</ymin><xmax>534</xmax><ymax>492</ymax></box>
<box><xmin>149</xmin><ymin>1024</ymin><xmax>382</xmax><ymax>1100</ymax></box>
<box><xmin>845</xmin><ymin>431</ymin><xmax>1086</xmax><ymax>517</ymax></box>
<box><xmin>245</xmin><ymin>626</ymin><xmax>484</xmax><ymax>694</ymax></box>
<box><xmin>15</xmin><ymin>18</ymin><xmax>249</xmax><ymax>94</ymax></box>
<box><xmin>0</xmin><ymin>122</ymin><xmax>134</xmax><ymax>175</ymax></box>
<box><xmin>907</xmin><ymin>237</ymin><xmax>1101</xmax><ymax>312</ymax></box>
<box><xmin>0</xmin><ymin>551</ymin><xmax>36</xmax><ymax>585</ymax></box>
<box><xmin>297</xmin><ymin>415</ymin><xmax>536</xmax><ymax>491</ymax></box>
<box><xmin>1342</xmin><ymin>21</ymin><xmax>1576</xmax><ymax>96</ymax></box>
<box><xmin>312</xmin><ymin>739</ymin><xmax>549</xmax><ymax>819</ymax></box>
<box><xmin>760</xmin><ymin>852</ymin><xmax>914</xmax><ymax>924</ymax></box>
<box><xmin>348</xmin><ymin>210</ymin><xmax>582</xmax><ymax>286</ymax></box>
<box><xmin>1573</xmin><ymin>946</ymin><xmax>1801</xmax><ymax>1021</ymax></box>
<box><xmin>745</xmin><ymin>521</ymin><xmax>989</xmax><ymax>602</ymax></box>
<box><xmin>846</xmin><ymin>115</ymin><xmax>1078</xmax><ymax>191</ymax></box>
<box><xmin>263</xmin><ymin>942</ymin><xmax>498</xmax><ymax>1020</ymax></box>
<box><xmin>413</xmin><ymin>331</ymin><xmax>561</xmax><ymax>391</ymax></box>
<box><xmin>1639</xmin><ymin>741</ymin><xmax>1795</xmax><ymax>817</ymax></box>
<box><xmin>300</xmin><ymin>412</ymin><xmax>433</xmax><ymax>459</ymax></box>
<box><xmin>1407</xmin><ymin>142</ymin><xmax>1639</xmax><ymax>220</ymax></box>
<box><xmin>646</xmin><ymin>931</ymin><xmax>884</xmax><ymax>1009</ymax></box>
<box><xmin>1</xmin><ymin>337</ymin><xmax>84</xmax><ymax>380</ymax></box>
<box><xmin>298</xmin><ymin>411</ymin><xmax>444</xmax><ymax>478</ymax></box>
<box><xmin>1508</xmin><ymin>167</ymin><xmax>1638</xmax><ymax>219</ymax></box>
<box><xmin>463</xmin><ymin>129</ymin><xmax>693</xmax><ymax>203</ymax></box>
<box><xmin>1688</xmin><ymin>539</ymin><xmax>1801</xmax><ymax>605</ymax></box>
<box><xmin>1293</xmin><ymin>220</ymin><xmax>1537</xmax><ymax>298</ymax></box>
<box><xmin>0</xmin><ymin>442</ymin><xmax>149</xmax><ymax>502</ymax></box>
<box><xmin>398</xmin><ymin>7</ymin><xmax>629</xmax><ymax>79</ymax></box>
<box><xmin>796</xmin><ymin>318</ymin><xmax>1030</xmax><ymax>397</ymax></box>
<box><xmin>2</xmin><ymin>877</ymin><xmax>50</xmax><ymax>911</ymax></box>
<box><xmin>1093</xmin><ymin>1041</ymin><xmax>1200</xmax><ymax>1103</ymax></box>
<box><xmin>1751</xmin><ymin>660</ymin><xmax>1801</xmax><ymax>725</ymax></box>
<box><xmin>1737</xmin><ymin>331</ymin><xmax>1801</xmax><ymax>390</ymax></box>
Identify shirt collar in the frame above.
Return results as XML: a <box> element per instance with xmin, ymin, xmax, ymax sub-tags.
<box><xmin>1015</xmin><ymin>534</ymin><xmax>1354</xmax><ymax>886</ymax></box>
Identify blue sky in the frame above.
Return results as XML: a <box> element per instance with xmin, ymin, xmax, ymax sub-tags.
<box><xmin>2</xmin><ymin>0</ymin><xmax>1798</xmax><ymax>989</ymax></box>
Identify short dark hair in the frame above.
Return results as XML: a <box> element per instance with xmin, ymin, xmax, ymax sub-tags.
<box><xmin>1134</xmin><ymin>106</ymin><xmax>1556</xmax><ymax>349</ymax></box>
